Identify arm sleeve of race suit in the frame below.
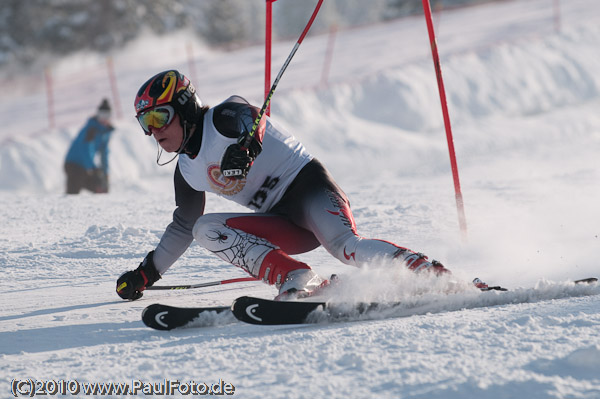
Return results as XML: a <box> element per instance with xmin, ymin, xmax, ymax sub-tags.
<box><xmin>212</xmin><ymin>95</ymin><xmax>265</xmax><ymax>147</ymax></box>
<box><xmin>152</xmin><ymin>164</ymin><xmax>206</xmax><ymax>274</ymax></box>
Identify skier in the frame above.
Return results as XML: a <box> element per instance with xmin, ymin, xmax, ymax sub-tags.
<box><xmin>116</xmin><ymin>70</ymin><xmax>450</xmax><ymax>301</ymax></box>
<box><xmin>64</xmin><ymin>99</ymin><xmax>114</xmax><ymax>194</ymax></box>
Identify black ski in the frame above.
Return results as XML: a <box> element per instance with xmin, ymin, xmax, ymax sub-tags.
<box><xmin>143</xmin><ymin>278</ymin><xmax>598</xmax><ymax>329</ymax></box>
<box><xmin>142</xmin><ymin>303</ymin><xmax>232</xmax><ymax>330</ymax></box>
<box><xmin>574</xmin><ymin>277</ymin><xmax>598</xmax><ymax>284</ymax></box>
<box><xmin>231</xmin><ymin>277</ymin><xmax>598</xmax><ymax>326</ymax></box>
<box><xmin>231</xmin><ymin>296</ymin><xmax>399</xmax><ymax>325</ymax></box>
<box><xmin>231</xmin><ymin>296</ymin><xmax>325</xmax><ymax>325</ymax></box>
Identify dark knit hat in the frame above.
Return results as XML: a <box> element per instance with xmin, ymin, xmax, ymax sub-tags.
<box><xmin>98</xmin><ymin>98</ymin><xmax>111</xmax><ymax>112</ymax></box>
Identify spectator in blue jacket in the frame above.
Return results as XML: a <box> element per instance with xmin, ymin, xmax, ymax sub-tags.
<box><xmin>64</xmin><ymin>99</ymin><xmax>114</xmax><ymax>194</ymax></box>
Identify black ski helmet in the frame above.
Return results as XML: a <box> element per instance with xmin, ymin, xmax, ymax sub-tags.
<box><xmin>134</xmin><ymin>70</ymin><xmax>202</xmax><ymax>128</ymax></box>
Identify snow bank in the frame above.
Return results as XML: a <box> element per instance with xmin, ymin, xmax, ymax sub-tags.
<box><xmin>2</xmin><ymin>23</ymin><xmax>599</xmax><ymax>193</ymax></box>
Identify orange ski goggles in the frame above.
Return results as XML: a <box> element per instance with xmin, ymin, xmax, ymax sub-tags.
<box><xmin>137</xmin><ymin>105</ymin><xmax>175</xmax><ymax>135</ymax></box>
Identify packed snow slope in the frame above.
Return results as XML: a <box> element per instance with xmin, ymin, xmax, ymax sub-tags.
<box><xmin>1</xmin><ymin>0</ymin><xmax>600</xmax><ymax>398</ymax></box>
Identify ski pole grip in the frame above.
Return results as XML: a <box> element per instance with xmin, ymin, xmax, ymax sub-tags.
<box><xmin>220</xmin><ymin>137</ymin><xmax>249</xmax><ymax>177</ymax></box>
<box><xmin>240</xmin><ymin>134</ymin><xmax>252</xmax><ymax>151</ymax></box>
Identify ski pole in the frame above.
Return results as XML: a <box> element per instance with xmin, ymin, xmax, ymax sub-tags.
<box><xmin>421</xmin><ymin>0</ymin><xmax>468</xmax><ymax>239</ymax></box>
<box><xmin>222</xmin><ymin>0</ymin><xmax>324</xmax><ymax>177</ymax></box>
<box><xmin>146</xmin><ymin>276</ymin><xmax>259</xmax><ymax>291</ymax></box>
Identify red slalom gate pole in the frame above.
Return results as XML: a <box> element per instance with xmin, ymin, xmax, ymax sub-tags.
<box><xmin>186</xmin><ymin>42</ymin><xmax>198</xmax><ymax>84</ymax></box>
<box><xmin>106</xmin><ymin>56</ymin><xmax>122</xmax><ymax>119</ymax></box>
<box><xmin>265</xmin><ymin>0</ymin><xmax>276</xmax><ymax>116</ymax></box>
<box><xmin>553</xmin><ymin>0</ymin><xmax>561</xmax><ymax>33</ymax></box>
<box><xmin>421</xmin><ymin>0</ymin><xmax>468</xmax><ymax>238</ymax></box>
<box><xmin>44</xmin><ymin>67</ymin><xmax>55</xmax><ymax>129</ymax></box>
<box><xmin>320</xmin><ymin>24</ymin><xmax>338</xmax><ymax>87</ymax></box>
<box><xmin>224</xmin><ymin>0</ymin><xmax>324</xmax><ymax>178</ymax></box>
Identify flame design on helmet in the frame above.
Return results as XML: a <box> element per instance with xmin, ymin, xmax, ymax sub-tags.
<box><xmin>134</xmin><ymin>70</ymin><xmax>194</xmax><ymax>115</ymax></box>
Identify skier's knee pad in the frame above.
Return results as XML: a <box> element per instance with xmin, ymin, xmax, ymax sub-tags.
<box><xmin>192</xmin><ymin>213</ymin><xmax>229</xmax><ymax>245</ymax></box>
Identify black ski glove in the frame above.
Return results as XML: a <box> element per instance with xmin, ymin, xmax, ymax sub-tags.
<box><xmin>116</xmin><ymin>251</ymin><xmax>161</xmax><ymax>300</ymax></box>
<box><xmin>220</xmin><ymin>135</ymin><xmax>262</xmax><ymax>179</ymax></box>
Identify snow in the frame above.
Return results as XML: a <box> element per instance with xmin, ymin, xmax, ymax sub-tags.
<box><xmin>1</xmin><ymin>0</ymin><xmax>600</xmax><ymax>397</ymax></box>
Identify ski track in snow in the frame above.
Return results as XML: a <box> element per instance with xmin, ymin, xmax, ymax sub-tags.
<box><xmin>2</xmin><ymin>0</ymin><xmax>600</xmax><ymax>398</ymax></box>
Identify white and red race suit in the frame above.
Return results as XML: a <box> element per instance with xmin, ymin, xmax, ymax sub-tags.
<box><xmin>152</xmin><ymin>96</ymin><xmax>444</xmax><ymax>287</ymax></box>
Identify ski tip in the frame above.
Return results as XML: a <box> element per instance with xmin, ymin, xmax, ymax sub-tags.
<box><xmin>142</xmin><ymin>303</ymin><xmax>173</xmax><ymax>331</ymax></box>
<box><xmin>230</xmin><ymin>296</ymin><xmax>252</xmax><ymax>311</ymax></box>
<box><xmin>574</xmin><ymin>277</ymin><xmax>598</xmax><ymax>284</ymax></box>
<box><xmin>231</xmin><ymin>296</ymin><xmax>264</xmax><ymax>325</ymax></box>
<box><xmin>483</xmin><ymin>286</ymin><xmax>508</xmax><ymax>291</ymax></box>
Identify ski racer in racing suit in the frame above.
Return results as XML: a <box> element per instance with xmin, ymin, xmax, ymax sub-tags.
<box><xmin>116</xmin><ymin>70</ymin><xmax>449</xmax><ymax>301</ymax></box>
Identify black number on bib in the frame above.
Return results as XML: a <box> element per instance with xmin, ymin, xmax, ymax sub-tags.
<box><xmin>249</xmin><ymin>177</ymin><xmax>280</xmax><ymax>209</ymax></box>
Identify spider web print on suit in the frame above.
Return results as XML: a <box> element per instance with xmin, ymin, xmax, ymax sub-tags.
<box><xmin>205</xmin><ymin>224</ymin><xmax>277</xmax><ymax>277</ymax></box>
